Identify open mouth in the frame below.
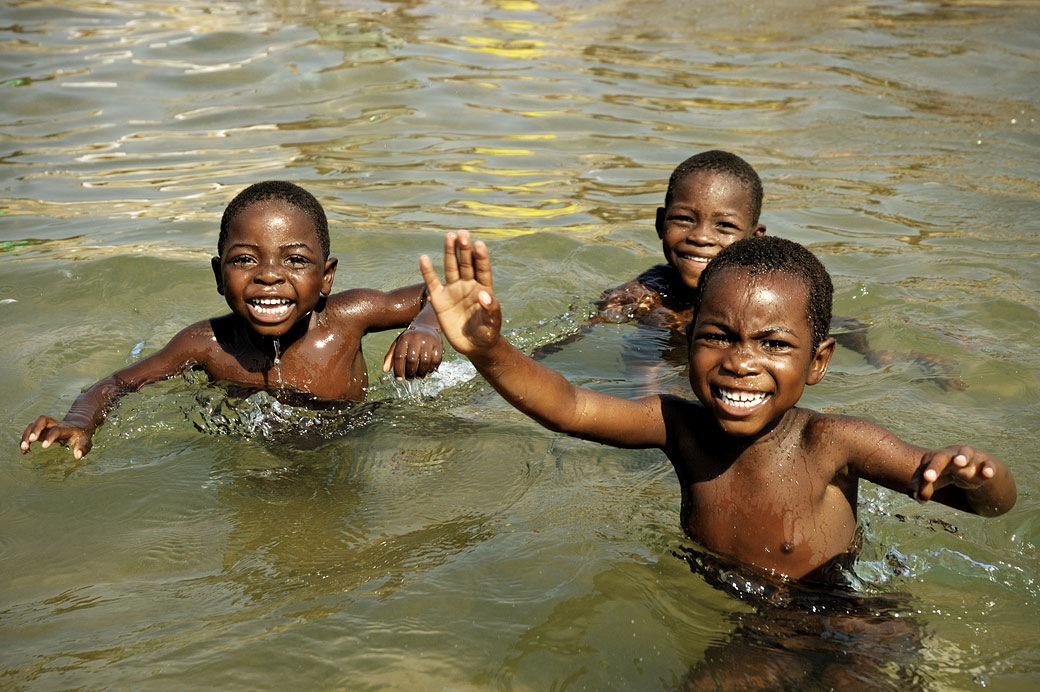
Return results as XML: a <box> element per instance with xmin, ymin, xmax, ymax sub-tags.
<box><xmin>713</xmin><ymin>386</ymin><xmax>770</xmax><ymax>413</ymax></box>
<box><xmin>247</xmin><ymin>296</ymin><xmax>293</xmax><ymax>321</ymax></box>
<box><xmin>677</xmin><ymin>252</ymin><xmax>712</xmax><ymax>265</ymax></box>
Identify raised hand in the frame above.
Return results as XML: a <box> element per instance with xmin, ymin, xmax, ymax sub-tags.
<box><xmin>418</xmin><ymin>230</ymin><xmax>500</xmax><ymax>357</ymax></box>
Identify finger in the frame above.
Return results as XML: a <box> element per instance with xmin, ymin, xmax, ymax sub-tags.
<box><xmin>22</xmin><ymin>417</ymin><xmax>52</xmax><ymax>448</ymax></box>
<box><xmin>72</xmin><ymin>435</ymin><xmax>91</xmax><ymax>461</ymax></box>
<box><xmin>393</xmin><ymin>347</ymin><xmax>409</xmax><ymax>380</ymax></box>
<box><xmin>442</xmin><ymin>233</ymin><xmax>460</xmax><ymax>284</ymax></box>
<box><xmin>912</xmin><ymin>452</ymin><xmax>950</xmax><ymax>501</ymax></box>
<box><xmin>408</xmin><ymin>346</ymin><xmax>422</xmax><ymax>379</ymax></box>
<box><xmin>40</xmin><ymin>426</ymin><xmax>66</xmax><ymax>449</ymax></box>
<box><xmin>382</xmin><ymin>339</ymin><xmax>397</xmax><ymax>373</ymax></box>
<box><xmin>416</xmin><ymin>348</ymin><xmax>432</xmax><ymax>377</ymax></box>
<box><xmin>419</xmin><ymin>254</ymin><xmax>444</xmax><ymax>295</ymax></box>
<box><xmin>472</xmin><ymin>239</ymin><xmax>494</xmax><ymax>291</ymax></box>
<box><xmin>456</xmin><ymin>230</ymin><xmax>475</xmax><ymax>281</ymax></box>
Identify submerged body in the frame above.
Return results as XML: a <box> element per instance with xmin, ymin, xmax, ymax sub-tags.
<box><xmin>420</xmin><ymin>231</ymin><xmax>1015</xmax><ymax>580</ymax></box>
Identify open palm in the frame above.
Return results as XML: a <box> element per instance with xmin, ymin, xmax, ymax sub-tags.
<box><xmin>419</xmin><ymin>231</ymin><xmax>501</xmax><ymax>356</ymax></box>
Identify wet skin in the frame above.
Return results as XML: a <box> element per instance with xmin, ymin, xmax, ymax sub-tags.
<box><xmin>592</xmin><ymin>170</ymin><xmax>765</xmax><ymax>334</ymax></box>
<box><xmin>422</xmin><ymin>231</ymin><xmax>1015</xmax><ymax>580</ymax></box>
<box><xmin>20</xmin><ymin>198</ymin><xmax>442</xmax><ymax>460</ymax></box>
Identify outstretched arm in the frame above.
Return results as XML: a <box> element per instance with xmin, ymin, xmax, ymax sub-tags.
<box><xmin>419</xmin><ymin>231</ymin><xmax>666</xmax><ymax>448</ymax></box>
<box><xmin>843</xmin><ymin>417</ymin><xmax>1016</xmax><ymax>517</ymax></box>
<box><xmin>19</xmin><ymin>324</ymin><xmax>208</xmax><ymax>460</ymax></box>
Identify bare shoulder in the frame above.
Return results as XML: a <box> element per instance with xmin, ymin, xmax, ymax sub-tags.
<box><xmin>659</xmin><ymin>394</ymin><xmax>712</xmax><ymax>443</ymax></box>
<box><xmin>166</xmin><ymin>318</ymin><xmax>218</xmax><ymax>353</ymax></box>
<box><xmin>797</xmin><ymin>408</ymin><xmax>928</xmax><ymax>479</ymax></box>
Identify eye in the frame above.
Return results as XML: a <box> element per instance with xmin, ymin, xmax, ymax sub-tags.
<box><xmin>762</xmin><ymin>338</ymin><xmax>793</xmax><ymax>352</ymax></box>
<box><xmin>228</xmin><ymin>254</ymin><xmax>255</xmax><ymax>266</ymax></box>
<box><xmin>696</xmin><ymin>331</ymin><xmax>730</xmax><ymax>345</ymax></box>
<box><xmin>285</xmin><ymin>255</ymin><xmax>311</xmax><ymax>267</ymax></box>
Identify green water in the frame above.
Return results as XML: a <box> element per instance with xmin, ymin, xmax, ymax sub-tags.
<box><xmin>2</xmin><ymin>1</ymin><xmax>1038</xmax><ymax>690</ymax></box>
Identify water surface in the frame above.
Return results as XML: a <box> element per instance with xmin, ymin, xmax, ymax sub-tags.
<box><xmin>2</xmin><ymin>1</ymin><xmax>1038</xmax><ymax>690</ymax></box>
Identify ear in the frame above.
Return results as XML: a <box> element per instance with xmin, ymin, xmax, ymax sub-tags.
<box><xmin>321</xmin><ymin>257</ymin><xmax>338</xmax><ymax>295</ymax></box>
<box><xmin>211</xmin><ymin>256</ymin><xmax>224</xmax><ymax>296</ymax></box>
<box><xmin>806</xmin><ymin>337</ymin><xmax>835</xmax><ymax>386</ymax></box>
<box><xmin>752</xmin><ymin>223</ymin><xmax>766</xmax><ymax>237</ymax></box>
<box><xmin>655</xmin><ymin>207</ymin><xmax>666</xmax><ymax>238</ymax></box>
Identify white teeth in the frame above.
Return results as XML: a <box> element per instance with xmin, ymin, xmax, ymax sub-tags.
<box><xmin>249</xmin><ymin>297</ymin><xmax>292</xmax><ymax>315</ymax></box>
<box><xmin>679</xmin><ymin>253</ymin><xmax>710</xmax><ymax>263</ymax></box>
<box><xmin>717</xmin><ymin>388</ymin><xmax>768</xmax><ymax>408</ymax></box>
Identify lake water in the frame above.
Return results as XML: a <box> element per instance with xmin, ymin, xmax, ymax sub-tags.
<box><xmin>2</xmin><ymin>1</ymin><xmax>1038</xmax><ymax>690</ymax></box>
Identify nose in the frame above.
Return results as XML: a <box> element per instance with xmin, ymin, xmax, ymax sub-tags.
<box><xmin>687</xmin><ymin>219</ymin><xmax>715</xmax><ymax>245</ymax></box>
<box><xmin>721</xmin><ymin>342</ymin><xmax>758</xmax><ymax>376</ymax></box>
<box><xmin>254</xmin><ymin>259</ymin><xmax>285</xmax><ymax>285</ymax></box>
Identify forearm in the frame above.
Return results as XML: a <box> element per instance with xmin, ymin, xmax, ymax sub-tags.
<box><xmin>409</xmin><ymin>299</ymin><xmax>442</xmax><ymax>332</ymax></box>
<box><xmin>61</xmin><ymin>375</ymin><xmax>137</xmax><ymax>433</ymax></box>
<box><xmin>470</xmin><ymin>336</ymin><xmax>587</xmax><ymax>434</ymax></box>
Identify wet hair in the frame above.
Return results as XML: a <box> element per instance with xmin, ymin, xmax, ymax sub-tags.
<box><xmin>664</xmin><ymin>150</ymin><xmax>763</xmax><ymax>225</ymax></box>
<box><xmin>218</xmin><ymin>181</ymin><xmax>330</xmax><ymax>259</ymax></box>
<box><xmin>694</xmin><ymin>236</ymin><xmax>832</xmax><ymax>351</ymax></box>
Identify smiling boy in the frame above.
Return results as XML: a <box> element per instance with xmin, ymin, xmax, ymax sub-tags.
<box><xmin>21</xmin><ymin>181</ymin><xmax>443</xmax><ymax>460</ymax></box>
<box><xmin>420</xmin><ymin>231</ymin><xmax>1015</xmax><ymax>581</ymax></box>
<box><xmin>594</xmin><ymin>150</ymin><xmax>765</xmax><ymax>333</ymax></box>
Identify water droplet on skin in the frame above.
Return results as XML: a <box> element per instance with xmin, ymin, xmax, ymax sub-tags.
<box><xmin>272</xmin><ymin>338</ymin><xmax>283</xmax><ymax>389</ymax></box>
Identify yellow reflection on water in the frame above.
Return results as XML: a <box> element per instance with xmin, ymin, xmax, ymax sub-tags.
<box><xmin>458</xmin><ymin>200</ymin><xmax>579</xmax><ymax>219</ymax></box>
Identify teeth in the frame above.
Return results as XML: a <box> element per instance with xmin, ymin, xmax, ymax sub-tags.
<box><xmin>249</xmin><ymin>297</ymin><xmax>292</xmax><ymax>315</ymax></box>
<box><xmin>679</xmin><ymin>253</ymin><xmax>710</xmax><ymax>263</ymax></box>
<box><xmin>717</xmin><ymin>388</ymin><xmax>768</xmax><ymax>408</ymax></box>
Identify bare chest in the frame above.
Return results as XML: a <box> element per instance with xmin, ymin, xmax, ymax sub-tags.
<box><xmin>672</xmin><ymin>444</ymin><xmax>858</xmax><ymax>579</ymax></box>
<box><xmin>204</xmin><ymin>329</ymin><xmax>369</xmax><ymax>401</ymax></box>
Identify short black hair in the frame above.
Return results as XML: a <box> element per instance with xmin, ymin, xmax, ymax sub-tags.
<box><xmin>694</xmin><ymin>236</ymin><xmax>832</xmax><ymax>351</ymax></box>
<box><xmin>218</xmin><ymin>181</ymin><xmax>330</xmax><ymax>259</ymax></box>
<box><xmin>664</xmin><ymin>150</ymin><xmax>763</xmax><ymax>225</ymax></box>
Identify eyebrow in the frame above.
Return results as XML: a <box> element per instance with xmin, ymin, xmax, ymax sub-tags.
<box><xmin>226</xmin><ymin>242</ymin><xmax>316</xmax><ymax>251</ymax></box>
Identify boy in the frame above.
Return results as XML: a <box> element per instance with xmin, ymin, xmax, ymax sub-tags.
<box><xmin>532</xmin><ymin>150</ymin><xmax>764</xmax><ymax>361</ymax></box>
<box><xmin>535</xmin><ymin>150</ymin><xmax>958</xmax><ymax>390</ymax></box>
<box><xmin>419</xmin><ymin>231</ymin><xmax>1014</xmax><ymax>582</ymax></box>
<box><xmin>594</xmin><ymin>149</ymin><xmax>765</xmax><ymax>334</ymax></box>
<box><xmin>20</xmin><ymin>181</ymin><xmax>444</xmax><ymax>461</ymax></box>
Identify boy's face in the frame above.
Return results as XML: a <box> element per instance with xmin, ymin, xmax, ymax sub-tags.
<box><xmin>212</xmin><ymin>200</ymin><xmax>337</xmax><ymax>339</ymax></box>
<box><xmin>687</xmin><ymin>267</ymin><xmax>833</xmax><ymax>438</ymax></box>
<box><xmin>656</xmin><ymin>171</ymin><xmax>765</xmax><ymax>291</ymax></box>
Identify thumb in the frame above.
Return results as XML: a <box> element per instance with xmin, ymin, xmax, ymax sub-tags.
<box><xmin>382</xmin><ymin>339</ymin><xmax>396</xmax><ymax>373</ymax></box>
<box><xmin>419</xmin><ymin>255</ymin><xmax>443</xmax><ymax>295</ymax></box>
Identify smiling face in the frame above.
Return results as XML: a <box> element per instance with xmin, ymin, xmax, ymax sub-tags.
<box><xmin>212</xmin><ymin>199</ymin><xmax>337</xmax><ymax>339</ymax></box>
<box><xmin>657</xmin><ymin>170</ymin><xmax>765</xmax><ymax>291</ymax></box>
<box><xmin>688</xmin><ymin>267</ymin><xmax>833</xmax><ymax>438</ymax></box>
